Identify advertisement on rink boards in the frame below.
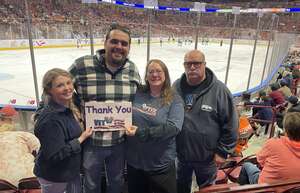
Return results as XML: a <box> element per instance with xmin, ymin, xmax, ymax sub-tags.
<box><xmin>85</xmin><ymin>101</ymin><xmax>132</xmax><ymax>132</ymax></box>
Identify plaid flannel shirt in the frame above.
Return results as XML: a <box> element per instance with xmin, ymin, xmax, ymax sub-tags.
<box><xmin>69</xmin><ymin>49</ymin><xmax>141</xmax><ymax>146</ymax></box>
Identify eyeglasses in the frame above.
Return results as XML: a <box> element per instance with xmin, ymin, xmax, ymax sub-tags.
<box><xmin>184</xmin><ymin>61</ymin><xmax>205</xmax><ymax>68</ymax></box>
<box><xmin>147</xmin><ymin>70</ymin><xmax>163</xmax><ymax>75</ymax></box>
<box><xmin>110</xmin><ymin>39</ymin><xmax>129</xmax><ymax>47</ymax></box>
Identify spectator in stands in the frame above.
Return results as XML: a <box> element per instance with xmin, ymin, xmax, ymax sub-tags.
<box><xmin>281</xmin><ymin>70</ymin><xmax>293</xmax><ymax>88</ymax></box>
<box><xmin>287</xmin><ymin>95</ymin><xmax>300</xmax><ymax>113</ymax></box>
<box><xmin>0</xmin><ymin>105</ymin><xmax>17</xmax><ymax>132</ymax></box>
<box><xmin>0</xmin><ymin>105</ymin><xmax>40</xmax><ymax>186</ymax></box>
<box><xmin>244</xmin><ymin>90</ymin><xmax>273</xmax><ymax>135</ymax></box>
<box><xmin>237</xmin><ymin>91</ymin><xmax>252</xmax><ymax>117</ymax></box>
<box><xmin>174</xmin><ymin>50</ymin><xmax>238</xmax><ymax>192</ymax></box>
<box><xmin>234</xmin><ymin>111</ymin><xmax>253</xmax><ymax>156</ymax></box>
<box><xmin>268</xmin><ymin>83</ymin><xmax>285</xmax><ymax>106</ymax></box>
<box><xmin>69</xmin><ymin>23</ymin><xmax>141</xmax><ymax>193</ymax></box>
<box><xmin>125</xmin><ymin>59</ymin><xmax>184</xmax><ymax>193</ymax></box>
<box><xmin>279</xmin><ymin>79</ymin><xmax>292</xmax><ymax>98</ymax></box>
<box><xmin>238</xmin><ymin>112</ymin><xmax>300</xmax><ymax>184</ymax></box>
<box><xmin>33</xmin><ymin>68</ymin><xmax>93</xmax><ymax>193</ymax></box>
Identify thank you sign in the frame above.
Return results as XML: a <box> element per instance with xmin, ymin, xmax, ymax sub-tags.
<box><xmin>85</xmin><ymin>101</ymin><xmax>132</xmax><ymax>131</ymax></box>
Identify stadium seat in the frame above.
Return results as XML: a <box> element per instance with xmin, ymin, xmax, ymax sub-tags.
<box><xmin>18</xmin><ymin>177</ymin><xmax>40</xmax><ymax>193</ymax></box>
<box><xmin>225</xmin><ymin>154</ymin><xmax>258</xmax><ymax>183</ymax></box>
<box><xmin>0</xmin><ymin>179</ymin><xmax>18</xmax><ymax>193</ymax></box>
<box><xmin>196</xmin><ymin>180</ymin><xmax>300</xmax><ymax>193</ymax></box>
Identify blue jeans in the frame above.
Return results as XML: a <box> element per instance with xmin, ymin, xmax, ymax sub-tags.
<box><xmin>38</xmin><ymin>175</ymin><xmax>81</xmax><ymax>193</ymax></box>
<box><xmin>176</xmin><ymin>161</ymin><xmax>217</xmax><ymax>193</ymax></box>
<box><xmin>238</xmin><ymin>162</ymin><xmax>260</xmax><ymax>185</ymax></box>
<box><xmin>82</xmin><ymin>142</ymin><xmax>125</xmax><ymax>193</ymax></box>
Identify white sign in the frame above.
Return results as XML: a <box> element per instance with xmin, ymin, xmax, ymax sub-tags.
<box><xmin>232</xmin><ymin>6</ymin><xmax>241</xmax><ymax>15</ymax></box>
<box><xmin>82</xmin><ymin>0</ymin><xmax>98</xmax><ymax>3</ymax></box>
<box><xmin>144</xmin><ymin>0</ymin><xmax>158</xmax><ymax>7</ymax></box>
<box><xmin>85</xmin><ymin>101</ymin><xmax>132</xmax><ymax>131</ymax></box>
<box><xmin>194</xmin><ymin>2</ymin><xmax>206</xmax><ymax>12</ymax></box>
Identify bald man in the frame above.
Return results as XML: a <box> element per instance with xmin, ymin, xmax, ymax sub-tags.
<box><xmin>173</xmin><ymin>50</ymin><xmax>238</xmax><ymax>192</ymax></box>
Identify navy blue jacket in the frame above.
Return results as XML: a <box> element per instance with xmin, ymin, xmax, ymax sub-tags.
<box><xmin>34</xmin><ymin>100</ymin><xmax>82</xmax><ymax>182</ymax></box>
<box><xmin>173</xmin><ymin>68</ymin><xmax>238</xmax><ymax>162</ymax></box>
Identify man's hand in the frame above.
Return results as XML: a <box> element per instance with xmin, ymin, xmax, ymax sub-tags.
<box><xmin>126</xmin><ymin>125</ymin><xmax>138</xmax><ymax>136</ymax></box>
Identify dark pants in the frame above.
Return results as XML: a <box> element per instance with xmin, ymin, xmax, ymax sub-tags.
<box><xmin>127</xmin><ymin>162</ymin><xmax>177</xmax><ymax>193</ymax></box>
<box><xmin>177</xmin><ymin>161</ymin><xmax>216</xmax><ymax>193</ymax></box>
<box><xmin>38</xmin><ymin>174</ymin><xmax>81</xmax><ymax>193</ymax></box>
<box><xmin>238</xmin><ymin>162</ymin><xmax>260</xmax><ymax>185</ymax></box>
<box><xmin>82</xmin><ymin>142</ymin><xmax>125</xmax><ymax>193</ymax></box>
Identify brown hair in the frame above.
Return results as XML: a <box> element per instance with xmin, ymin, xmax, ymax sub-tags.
<box><xmin>144</xmin><ymin>59</ymin><xmax>174</xmax><ymax>105</ymax></box>
<box><xmin>283</xmin><ymin>112</ymin><xmax>300</xmax><ymax>141</ymax></box>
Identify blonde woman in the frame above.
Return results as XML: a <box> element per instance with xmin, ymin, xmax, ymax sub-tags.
<box><xmin>34</xmin><ymin>68</ymin><xmax>92</xmax><ymax>193</ymax></box>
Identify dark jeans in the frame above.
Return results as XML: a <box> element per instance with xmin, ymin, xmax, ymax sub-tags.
<box><xmin>82</xmin><ymin>142</ymin><xmax>125</xmax><ymax>193</ymax></box>
<box><xmin>238</xmin><ymin>162</ymin><xmax>260</xmax><ymax>185</ymax></box>
<box><xmin>177</xmin><ymin>161</ymin><xmax>216</xmax><ymax>193</ymax></box>
<box><xmin>127</xmin><ymin>162</ymin><xmax>177</xmax><ymax>193</ymax></box>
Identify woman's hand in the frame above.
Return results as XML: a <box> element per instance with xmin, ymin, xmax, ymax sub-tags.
<box><xmin>78</xmin><ymin>127</ymin><xmax>93</xmax><ymax>144</ymax></box>
<box><xmin>126</xmin><ymin>125</ymin><xmax>138</xmax><ymax>136</ymax></box>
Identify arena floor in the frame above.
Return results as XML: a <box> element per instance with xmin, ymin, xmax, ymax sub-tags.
<box><xmin>0</xmin><ymin>41</ymin><xmax>269</xmax><ymax>106</ymax></box>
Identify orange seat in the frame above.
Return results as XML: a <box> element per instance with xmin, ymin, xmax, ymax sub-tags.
<box><xmin>215</xmin><ymin>170</ymin><xmax>228</xmax><ymax>184</ymax></box>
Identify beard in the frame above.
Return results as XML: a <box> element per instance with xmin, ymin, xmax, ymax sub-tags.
<box><xmin>111</xmin><ymin>57</ymin><xmax>126</xmax><ymax>66</ymax></box>
<box><xmin>109</xmin><ymin>48</ymin><xmax>127</xmax><ymax>67</ymax></box>
<box><xmin>0</xmin><ymin>123</ymin><xmax>14</xmax><ymax>132</ymax></box>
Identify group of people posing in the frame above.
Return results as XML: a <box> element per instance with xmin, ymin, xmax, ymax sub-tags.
<box><xmin>32</xmin><ymin>23</ymin><xmax>238</xmax><ymax>193</ymax></box>
<box><xmin>29</xmin><ymin>21</ymin><xmax>298</xmax><ymax>193</ymax></box>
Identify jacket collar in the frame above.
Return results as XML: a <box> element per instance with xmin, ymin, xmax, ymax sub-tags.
<box><xmin>176</xmin><ymin>67</ymin><xmax>216</xmax><ymax>97</ymax></box>
<box><xmin>48</xmin><ymin>100</ymin><xmax>70</xmax><ymax>113</ymax></box>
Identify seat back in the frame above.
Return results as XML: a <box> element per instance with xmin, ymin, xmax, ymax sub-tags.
<box><xmin>219</xmin><ymin>180</ymin><xmax>300</xmax><ymax>193</ymax></box>
<box><xmin>18</xmin><ymin>177</ymin><xmax>40</xmax><ymax>193</ymax></box>
<box><xmin>225</xmin><ymin>154</ymin><xmax>258</xmax><ymax>183</ymax></box>
<box><xmin>0</xmin><ymin>179</ymin><xmax>18</xmax><ymax>193</ymax></box>
<box><xmin>196</xmin><ymin>183</ymin><xmax>239</xmax><ymax>193</ymax></box>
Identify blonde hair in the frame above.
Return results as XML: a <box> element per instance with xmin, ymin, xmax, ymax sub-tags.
<box><xmin>42</xmin><ymin>68</ymin><xmax>73</xmax><ymax>97</ymax></box>
<box><xmin>41</xmin><ymin>68</ymin><xmax>83</xmax><ymax>129</ymax></box>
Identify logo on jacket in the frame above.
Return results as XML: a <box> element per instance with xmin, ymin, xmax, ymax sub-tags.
<box><xmin>133</xmin><ymin>104</ymin><xmax>157</xmax><ymax>116</ymax></box>
<box><xmin>201</xmin><ymin>104</ymin><xmax>213</xmax><ymax>112</ymax></box>
<box><xmin>185</xmin><ymin>94</ymin><xmax>193</xmax><ymax>110</ymax></box>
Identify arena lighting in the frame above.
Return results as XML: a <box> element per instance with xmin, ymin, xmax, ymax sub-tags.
<box><xmin>94</xmin><ymin>0</ymin><xmax>300</xmax><ymax>13</ymax></box>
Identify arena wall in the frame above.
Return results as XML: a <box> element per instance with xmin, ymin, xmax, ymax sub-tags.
<box><xmin>0</xmin><ymin>38</ymin><xmax>269</xmax><ymax>51</ymax></box>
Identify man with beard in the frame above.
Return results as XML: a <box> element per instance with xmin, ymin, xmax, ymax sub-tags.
<box><xmin>69</xmin><ymin>23</ymin><xmax>141</xmax><ymax>193</ymax></box>
<box><xmin>173</xmin><ymin>50</ymin><xmax>238</xmax><ymax>192</ymax></box>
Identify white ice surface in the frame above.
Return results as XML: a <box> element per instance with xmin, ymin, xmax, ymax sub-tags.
<box><xmin>0</xmin><ymin>41</ymin><xmax>269</xmax><ymax>106</ymax></box>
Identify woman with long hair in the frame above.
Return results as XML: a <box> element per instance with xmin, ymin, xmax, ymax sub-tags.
<box><xmin>126</xmin><ymin>59</ymin><xmax>184</xmax><ymax>193</ymax></box>
<box><xmin>34</xmin><ymin>68</ymin><xmax>92</xmax><ymax>193</ymax></box>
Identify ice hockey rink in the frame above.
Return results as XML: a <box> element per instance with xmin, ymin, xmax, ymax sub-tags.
<box><xmin>0</xmin><ymin>41</ymin><xmax>269</xmax><ymax>106</ymax></box>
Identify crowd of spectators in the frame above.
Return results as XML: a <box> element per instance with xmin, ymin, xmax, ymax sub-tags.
<box><xmin>0</xmin><ymin>0</ymin><xmax>300</xmax><ymax>40</ymax></box>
